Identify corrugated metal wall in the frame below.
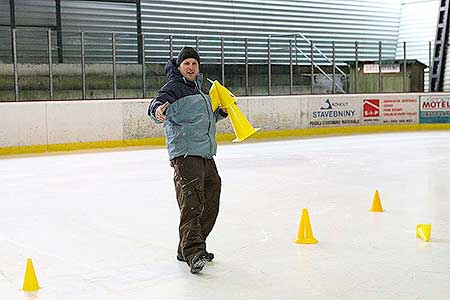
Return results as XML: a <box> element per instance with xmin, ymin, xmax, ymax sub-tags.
<box><xmin>61</xmin><ymin>1</ymin><xmax>138</xmax><ymax>63</ymax></box>
<box><xmin>141</xmin><ymin>0</ymin><xmax>401</xmax><ymax>64</ymax></box>
<box><xmin>0</xmin><ymin>0</ymin><xmax>57</xmax><ymax>63</ymax></box>
<box><xmin>0</xmin><ymin>0</ymin><xmax>11</xmax><ymax>60</ymax></box>
<box><xmin>0</xmin><ymin>0</ymin><xmax>11</xmax><ymax>24</ymax></box>
<box><xmin>443</xmin><ymin>42</ymin><xmax>450</xmax><ymax>91</ymax></box>
<box><xmin>395</xmin><ymin>0</ymin><xmax>438</xmax><ymax>91</ymax></box>
<box><xmin>0</xmin><ymin>0</ymin><xmax>402</xmax><ymax>64</ymax></box>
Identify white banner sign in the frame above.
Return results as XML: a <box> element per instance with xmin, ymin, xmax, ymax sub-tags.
<box><xmin>363</xmin><ymin>64</ymin><xmax>401</xmax><ymax>74</ymax></box>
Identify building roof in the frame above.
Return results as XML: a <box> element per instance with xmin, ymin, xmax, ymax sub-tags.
<box><xmin>347</xmin><ymin>59</ymin><xmax>427</xmax><ymax>68</ymax></box>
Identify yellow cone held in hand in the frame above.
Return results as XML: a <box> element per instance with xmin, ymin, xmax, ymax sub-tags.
<box><xmin>416</xmin><ymin>224</ymin><xmax>431</xmax><ymax>242</ymax></box>
<box><xmin>22</xmin><ymin>258</ymin><xmax>40</xmax><ymax>292</ymax></box>
<box><xmin>209</xmin><ymin>80</ymin><xmax>260</xmax><ymax>142</ymax></box>
<box><xmin>209</xmin><ymin>80</ymin><xmax>221</xmax><ymax>112</ymax></box>
<box><xmin>213</xmin><ymin>80</ymin><xmax>237</xmax><ymax>108</ymax></box>
<box><xmin>369</xmin><ymin>190</ymin><xmax>383</xmax><ymax>212</ymax></box>
<box><xmin>295</xmin><ymin>208</ymin><xmax>318</xmax><ymax>244</ymax></box>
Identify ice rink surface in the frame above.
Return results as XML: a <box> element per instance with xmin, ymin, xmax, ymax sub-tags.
<box><xmin>1</xmin><ymin>131</ymin><xmax>449</xmax><ymax>300</ymax></box>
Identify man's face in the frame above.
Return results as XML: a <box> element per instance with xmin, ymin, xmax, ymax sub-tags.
<box><xmin>178</xmin><ymin>58</ymin><xmax>199</xmax><ymax>81</ymax></box>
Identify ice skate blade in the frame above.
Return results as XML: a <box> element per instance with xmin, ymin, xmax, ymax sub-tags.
<box><xmin>190</xmin><ymin>258</ymin><xmax>208</xmax><ymax>274</ymax></box>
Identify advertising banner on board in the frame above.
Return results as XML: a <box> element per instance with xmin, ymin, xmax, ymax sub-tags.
<box><xmin>419</xmin><ymin>95</ymin><xmax>450</xmax><ymax>123</ymax></box>
<box><xmin>361</xmin><ymin>97</ymin><xmax>419</xmax><ymax>125</ymax></box>
<box><xmin>307</xmin><ymin>95</ymin><xmax>419</xmax><ymax>128</ymax></box>
<box><xmin>381</xmin><ymin>98</ymin><xmax>418</xmax><ymax>124</ymax></box>
<box><xmin>308</xmin><ymin>97</ymin><xmax>361</xmax><ymax>127</ymax></box>
<box><xmin>361</xmin><ymin>99</ymin><xmax>381</xmax><ymax>124</ymax></box>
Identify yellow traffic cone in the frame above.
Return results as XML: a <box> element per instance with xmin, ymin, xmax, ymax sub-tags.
<box><xmin>209</xmin><ymin>80</ymin><xmax>261</xmax><ymax>142</ymax></box>
<box><xmin>22</xmin><ymin>258</ymin><xmax>40</xmax><ymax>292</ymax></box>
<box><xmin>213</xmin><ymin>80</ymin><xmax>237</xmax><ymax>108</ymax></box>
<box><xmin>208</xmin><ymin>80</ymin><xmax>220</xmax><ymax>112</ymax></box>
<box><xmin>416</xmin><ymin>224</ymin><xmax>431</xmax><ymax>242</ymax></box>
<box><xmin>369</xmin><ymin>190</ymin><xmax>383</xmax><ymax>212</ymax></box>
<box><xmin>295</xmin><ymin>208</ymin><xmax>318</xmax><ymax>244</ymax></box>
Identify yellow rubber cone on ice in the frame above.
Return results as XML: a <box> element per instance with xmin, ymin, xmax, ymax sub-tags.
<box><xmin>209</xmin><ymin>80</ymin><xmax>260</xmax><ymax>142</ymax></box>
<box><xmin>22</xmin><ymin>258</ymin><xmax>40</xmax><ymax>292</ymax></box>
<box><xmin>369</xmin><ymin>190</ymin><xmax>384</xmax><ymax>212</ymax></box>
<box><xmin>295</xmin><ymin>208</ymin><xmax>318</xmax><ymax>244</ymax></box>
<box><xmin>416</xmin><ymin>224</ymin><xmax>431</xmax><ymax>242</ymax></box>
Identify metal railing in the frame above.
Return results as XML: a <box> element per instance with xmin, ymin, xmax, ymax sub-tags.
<box><xmin>0</xmin><ymin>28</ymin><xmax>433</xmax><ymax>102</ymax></box>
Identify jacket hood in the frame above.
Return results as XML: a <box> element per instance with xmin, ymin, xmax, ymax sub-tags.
<box><xmin>165</xmin><ymin>58</ymin><xmax>182</xmax><ymax>81</ymax></box>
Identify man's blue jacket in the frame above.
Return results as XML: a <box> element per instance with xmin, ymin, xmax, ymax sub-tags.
<box><xmin>148</xmin><ymin>58</ymin><xmax>228</xmax><ymax>160</ymax></box>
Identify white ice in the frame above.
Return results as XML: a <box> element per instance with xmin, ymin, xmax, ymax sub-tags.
<box><xmin>0</xmin><ymin>131</ymin><xmax>449</xmax><ymax>300</ymax></box>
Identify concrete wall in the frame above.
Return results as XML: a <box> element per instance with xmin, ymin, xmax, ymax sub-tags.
<box><xmin>0</xmin><ymin>63</ymin><xmax>347</xmax><ymax>101</ymax></box>
<box><xmin>1</xmin><ymin>93</ymin><xmax>449</xmax><ymax>150</ymax></box>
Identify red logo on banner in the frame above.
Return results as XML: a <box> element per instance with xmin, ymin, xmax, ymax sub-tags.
<box><xmin>363</xmin><ymin>99</ymin><xmax>380</xmax><ymax>117</ymax></box>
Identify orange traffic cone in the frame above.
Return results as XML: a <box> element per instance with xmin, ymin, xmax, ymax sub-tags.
<box><xmin>369</xmin><ymin>190</ymin><xmax>383</xmax><ymax>212</ymax></box>
<box><xmin>295</xmin><ymin>208</ymin><xmax>318</xmax><ymax>244</ymax></box>
<box><xmin>22</xmin><ymin>258</ymin><xmax>40</xmax><ymax>292</ymax></box>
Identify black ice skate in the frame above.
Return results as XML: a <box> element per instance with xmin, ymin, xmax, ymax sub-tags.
<box><xmin>178</xmin><ymin>251</ymin><xmax>214</xmax><ymax>262</ymax></box>
<box><xmin>189</xmin><ymin>251</ymin><xmax>209</xmax><ymax>274</ymax></box>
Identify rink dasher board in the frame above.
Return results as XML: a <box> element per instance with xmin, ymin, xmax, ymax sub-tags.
<box><xmin>0</xmin><ymin>93</ymin><xmax>450</xmax><ymax>155</ymax></box>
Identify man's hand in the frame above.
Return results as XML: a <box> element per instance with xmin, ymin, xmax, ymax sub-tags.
<box><xmin>155</xmin><ymin>102</ymin><xmax>169</xmax><ymax>122</ymax></box>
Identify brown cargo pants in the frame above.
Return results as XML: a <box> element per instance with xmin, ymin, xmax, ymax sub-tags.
<box><xmin>170</xmin><ymin>156</ymin><xmax>221</xmax><ymax>265</ymax></box>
